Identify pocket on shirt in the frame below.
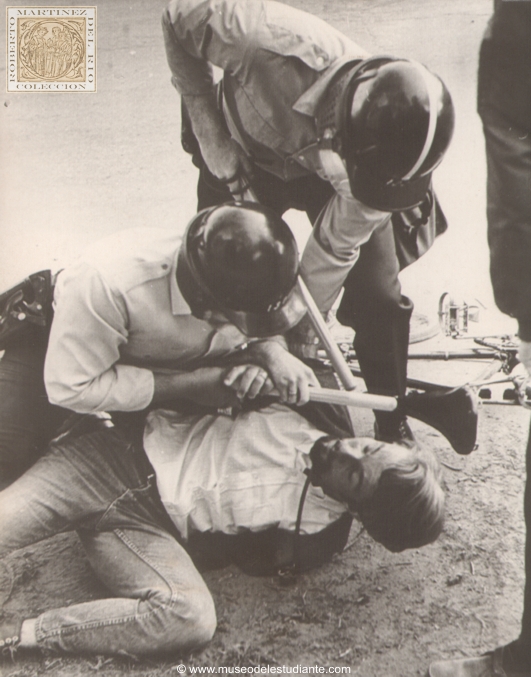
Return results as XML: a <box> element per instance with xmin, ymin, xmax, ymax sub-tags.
<box><xmin>191</xmin><ymin>469</ymin><xmax>304</xmax><ymax>535</ymax></box>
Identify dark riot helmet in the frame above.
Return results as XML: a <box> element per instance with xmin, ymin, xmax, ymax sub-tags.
<box><xmin>176</xmin><ymin>202</ymin><xmax>307</xmax><ymax>337</ymax></box>
<box><xmin>327</xmin><ymin>55</ymin><xmax>455</xmax><ymax>211</ymax></box>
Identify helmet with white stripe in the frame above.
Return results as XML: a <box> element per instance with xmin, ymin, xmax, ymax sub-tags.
<box><xmin>332</xmin><ymin>56</ymin><xmax>455</xmax><ymax>211</ymax></box>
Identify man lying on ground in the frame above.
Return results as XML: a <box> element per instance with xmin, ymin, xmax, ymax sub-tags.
<box><xmin>0</xmin><ymin>400</ymin><xmax>444</xmax><ymax>659</ymax></box>
<box><xmin>0</xmin><ymin>203</ymin><xmax>444</xmax><ymax>659</ymax></box>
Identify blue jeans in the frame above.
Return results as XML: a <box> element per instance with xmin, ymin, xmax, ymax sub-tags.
<box><xmin>0</xmin><ymin>421</ymin><xmax>216</xmax><ymax>656</ymax></box>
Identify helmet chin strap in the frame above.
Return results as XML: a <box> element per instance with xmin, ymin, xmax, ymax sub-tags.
<box><xmin>318</xmin><ymin>130</ymin><xmax>350</xmax><ymax>186</ymax></box>
<box><xmin>401</xmin><ymin>62</ymin><xmax>440</xmax><ymax>182</ymax></box>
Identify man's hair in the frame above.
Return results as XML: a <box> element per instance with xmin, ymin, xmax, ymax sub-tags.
<box><xmin>355</xmin><ymin>443</ymin><xmax>445</xmax><ymax>553</ymax></box>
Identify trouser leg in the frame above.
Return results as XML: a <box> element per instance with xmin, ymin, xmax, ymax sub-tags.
<box><xmin>482</xmin><ymin>111</ymin><xmax>531</xmax><ymax>661</ymax></box>
<box><xmin>518</xmin><ymin>421</ymin><xmax>531</xmax><ymax>658</ymax></box>
<box><xmin>482</xmin><ymin>110</ymin><xmax>531</xmax><ymax>325</ymax></box>
<box><xmin>0</xmin><ymin>425</ymin><xmax>215</xmax><ymax>657</ymax></box>
<box><xmin>336</xmin><ymin>219</ymin><xmax>413</xmax><ymax>437</ymax></box>
<box><xmin>35</xmin><ymin>524</ymin><xmax>215</xmax><ymax>656</ymax></box>
<box><xmin>0</xmin><ymin>327</ymin><xmax>69</xmax><ymax>489</ymax></box>
<box><xmin>0</xmin><ymin>427</ymin><xmax>138</xmax><ymax>557</ymax></box>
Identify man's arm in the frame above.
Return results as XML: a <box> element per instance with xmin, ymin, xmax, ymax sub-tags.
<box><xmin>180</xmin><ymin>90</ymin><xmax>253</xmax><ymax>186</ymax></box>
<box><xmin>45</xmin><ymin>264</ymin><xmax>256</xmax><ymax>413</ymax></box>
<box><xmin>45</xmin><ymin>264</ymin><xmax>156</xmax><ymax>413</ymax></box>
<box><xmin>289</xmin><ymin>190</ymin><xmax>390</xmax><ymax>357</ymax></box>
<box><xmin>45</xmin><ymin>263</ymin><xmax>316</xmax><ymax>412</ymax></box>
<box><xmin>161</xmin><ymin>0</ymin><xmax>255</xmax><ymax>185</ymax></box>
<box><xmin>300</xmin><ymin>186</ymin><xmax>391</xmax><ymax>314</ymax></box>
<box><xmin>199</xmin><ymin>337</ymin><xmax>320</xmax><ymax>406</ymax></box>
<box><xmin>152</xmin><ymin>367</ymin><xmax>241</xmax><ymax>409</ymax></box>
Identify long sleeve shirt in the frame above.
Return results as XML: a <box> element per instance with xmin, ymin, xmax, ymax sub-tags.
<box><xmin>143</xmin><ymin>403</ymin><xmax>347</xmax><ymax>539</ymax></box>
<box><xmin>44</xmin><ymin>227</ymin><xmax>248</xmax><ymax>413</ymax></box>
<box><xmin>162</xmin><ymin>0</ymin><xmax>391</xmax><ymax>312</ymax></box>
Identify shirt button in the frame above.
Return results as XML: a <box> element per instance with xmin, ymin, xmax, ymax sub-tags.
<box><xmin>316</xmin><ymin>56</ymin><xmax>324</xmax><ymax>67</ymax></box>
<box><xmin>162</xmin><ymin>264</ymin><xmax>169</xmax><ymax>270</ymax></box>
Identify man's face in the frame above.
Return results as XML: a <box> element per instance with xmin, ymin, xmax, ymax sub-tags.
<box><xmin>310</xmin><ymin>437</ymin><xmax>412</xmax><ymax>507</ymax></box>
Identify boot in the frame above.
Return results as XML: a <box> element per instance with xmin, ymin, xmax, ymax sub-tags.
<box><xmin>374</xmin><ymin>409</ymin><xmax>416</xmax><ymax>447</ymax></box>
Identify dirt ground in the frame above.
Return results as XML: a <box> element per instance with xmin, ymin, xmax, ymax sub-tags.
<box><xmin>0</xmin><ymin>387</ymin><xmax>529</xmax><ymax>677</ymax></box>
<box><xmin>1</xmin><ymin>0</ymin><xmax>530</xmax><ymax>676</ymax></box>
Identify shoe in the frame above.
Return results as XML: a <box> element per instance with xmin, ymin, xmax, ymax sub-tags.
<box><xmin>428</xmin><ymin>647</ymin><xmax>531</xmax><ymax>677</ymax></box>
<box><xmin>374</xmin><ymin>414</ymin><xmax>416</xmax><ymax>447</ymax></box>
<box><xmin>0</xmin><ymin>617</ymin><xmax>22</xmax><ymax>661</ymax></box>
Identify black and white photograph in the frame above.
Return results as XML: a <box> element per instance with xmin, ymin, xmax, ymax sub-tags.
<box><xmin>1</xmin><ymin>1</ymin><xmax>530</xmax><ymax>676</ymax></box>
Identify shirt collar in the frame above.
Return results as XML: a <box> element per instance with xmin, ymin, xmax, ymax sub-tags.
<box><xmin>293</xmin><ymin>54</ymin><xmax>366</xmax><ymax>118</ymax></box>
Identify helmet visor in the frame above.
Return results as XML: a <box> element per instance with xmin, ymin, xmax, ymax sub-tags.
<box><xmin>177</xmin><ymin>248</ymin><xmax>307</xmax><ymax>337</ymax></box>
<box><xmin>347</xmin><ymin>160</ymin><xmax>433</xmax><ymax>212</ymax></box>
<box><xmin>221</xmin><ymin>283</ymin><xmax>307</xmax><ymax>338</ymax></box>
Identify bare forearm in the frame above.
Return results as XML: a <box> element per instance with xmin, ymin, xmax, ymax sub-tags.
<box><xmin>152</xmin><ymin>367</ymin><xmax>239</xmax><ymax>409</ymax></box>
<box><xmin>152</xmin><ymin>371</ymin><xmax>196</xmax><ymax>406</ymax></box>
<box><xmin>182</xmin><ymin>91</ymin><xmax>253</xmax><ymax>184</ymax></box>
<box><xmin>182</xmin><ymin>91</ymin><xmax>228</xmax><ymax>149</ymax></box>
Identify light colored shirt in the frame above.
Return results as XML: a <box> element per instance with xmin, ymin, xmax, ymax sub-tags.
<box><xmin>44</xmin><ymin>227</ymin><xmax>248</xmax><ymax>413</ymax></box>
<box><xmin>162</xmin><ymin>0</ymin><xmax>391</xmax><ymax>312</ymax></box>
<box><xmin>143</xmin><ymin>403</ymin><xmax>348</xmax><ymax>539</ymax></box>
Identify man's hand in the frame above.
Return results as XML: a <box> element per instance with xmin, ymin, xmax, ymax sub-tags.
<box><xmin>182</xmin><ymin>91</ymin><xmax>254</xmax><ymax>193</ymax></box>
<box><xmin>518</xmin><ymin>339</ymin><xmax>531</xmax><ymax>377</ymax></box>
<box><xmin>223</xmin><ymin>364</ymin><xmax>277</xmax><ymax>400</ymax></box>
<box><xmin>247</xmin><ymin>341</ymin><xmax>319</xmax><ymax>406</ymax></box>
<box><xmin>286</xmin><ymin>313</ymin><xmax>321</xmax><ymax>360</ymax></box>
<box><xmin>201</xmin><ymin>135</ymin><xmax>254</xmax><ymax>194</ymax></box>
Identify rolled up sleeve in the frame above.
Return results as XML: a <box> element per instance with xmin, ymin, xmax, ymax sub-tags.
<box><xmin>44</xmin><ymin>266</ymin><xmax>155</xmax><ymax>413</ymax></box>
<box><xmin>162</xmin><ymin>0</ymin><xmax>262</xmax><ymax>94</ymax></box>
<box><xmin>162</xmin><ymin>0</ymin><xmax>215</xmax><ymax>95</ymax></box>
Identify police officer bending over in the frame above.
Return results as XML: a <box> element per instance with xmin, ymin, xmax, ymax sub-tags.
<box><xmin>162</xmin><ymin>0</ymin><xmax>455</xmax><ymax>446</ymax></box>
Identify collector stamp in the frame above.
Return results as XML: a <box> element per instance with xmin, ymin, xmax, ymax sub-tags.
<box><xmin>6</xmin><ymin>6</ymin><xmax>96</xmax><ymax>91</ymax></box>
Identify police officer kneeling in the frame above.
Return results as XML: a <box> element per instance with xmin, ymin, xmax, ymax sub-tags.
<box><xmin>0</xmin><ymin>204</ymin><xmax>444</xmax><ymax>659</ymax></box>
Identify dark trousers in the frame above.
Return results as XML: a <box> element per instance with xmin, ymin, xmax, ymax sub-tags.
<box><xmin>482</xmin><ymin>107</ymin><xmax>531</xmax><ymax>655</ymax></box>
<box><xmin>0</xmin><ymin>327</ymin><xmax>69</xmax><ymax>489</ymax></box>
<box><xmin>523</xmin><ymin>425</ymin><xmax>531</xmax><ymax>651</ymax></box>
<box><xmin>194</xmin><ymin>158</ymin><xmax>415</xmax><ymax>429</ymax></box>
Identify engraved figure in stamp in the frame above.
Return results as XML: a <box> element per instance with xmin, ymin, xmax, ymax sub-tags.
<box><xmin>20</xmin><ymin>19</ymin><xmax>85</xmax><ymax>82</ymax></box>
<box><xmin>6</xmin><ymin>7</ymin><xmax>96</xmax><ymax>92</ymax></box>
